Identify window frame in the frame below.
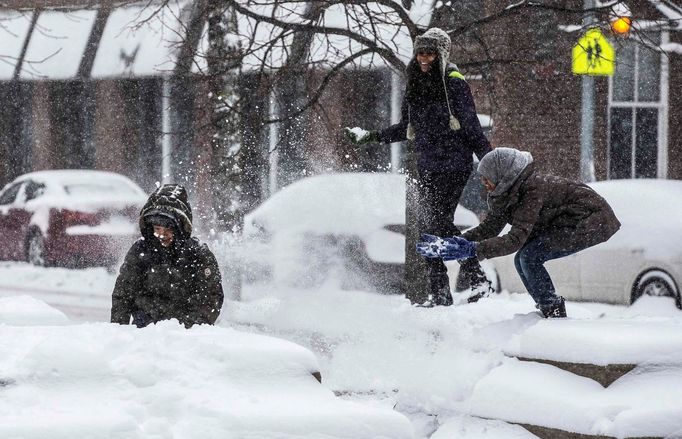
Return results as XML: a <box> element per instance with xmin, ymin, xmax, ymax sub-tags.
<box><xmin>607</xmin><ymin>29</ymin><xmax>670</xmax><ymax>179</ymax></box>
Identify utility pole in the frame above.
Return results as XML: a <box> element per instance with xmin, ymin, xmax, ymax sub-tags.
<box><xmin>580</xmin><ymin>0</ymin><xmax>597</xmax><ymax>182</ymax></box>
<box><xmin>390</xmin><ymin>71</ymin><xmax>402</xmax><ymax>173</ymax></box>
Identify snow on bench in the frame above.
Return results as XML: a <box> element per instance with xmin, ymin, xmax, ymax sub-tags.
<box><xmin>503</xmin><ymin>318</ymin><xmax>682</xmax><ymax>386</ymax></box>
<box><xmin>464</xmin><ymin>318</ymin><xmax>682</xmax><ymax>438</ymax></box>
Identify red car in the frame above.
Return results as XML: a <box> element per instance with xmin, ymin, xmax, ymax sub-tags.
<box><xmin>0</xmin><ymin>170</ymin><xmax>147</xmax><ymax>268</ymax></box>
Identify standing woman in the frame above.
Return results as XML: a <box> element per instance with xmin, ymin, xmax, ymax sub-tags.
<box><xmin>345</xmin><ymin>28</ymin><xmax>493</xmax><ymax>306</ymax></box>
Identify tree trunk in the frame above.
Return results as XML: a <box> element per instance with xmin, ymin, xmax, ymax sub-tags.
<box><xmin>207</xmin><ymin>3</ymin><xmax>243</xmax><ymax>300</ymax></box>
<box><xmin>273</xmin><ymin>2</ymin><xmax>326</xmax><ymax>188</ymax></box>
<box><xmin>207</xmin><ymin>3</ymin><xmax>242</xmax><ymax>231</ymax></box>
<box><xmin>404</xmin><ymin>144</ymin><xmax>429</xmax><ymax>304</ymax></box>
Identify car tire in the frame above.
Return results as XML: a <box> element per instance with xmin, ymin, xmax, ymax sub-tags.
<box><xmin>26</xmin><ymin>231</ymin><xmax>47</xmax><ymax>267</ymax></box>
<box><xmin>632</xmin><ymin>269</ymin><xmax>681</xmax><ymax>309</ymax></box>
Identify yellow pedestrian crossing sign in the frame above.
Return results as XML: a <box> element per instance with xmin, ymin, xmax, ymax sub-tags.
<box><xmin>572</xmin><ymin>28</ymin><xmax>615</xmax><ymax>76</ymax></box>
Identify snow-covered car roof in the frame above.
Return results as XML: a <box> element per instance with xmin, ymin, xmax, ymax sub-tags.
<box><xmin>14</xmin><ymin>169</ymin><xmax>143</xmax><ymax>189</ymax></box>
<box><xmin>6</xmin><ymin>169</ymin><xmax>147</xmax><ymax>210</ymax></box>
<box><xmin>590</xmin><ymin>178</ymin><xmax>682</xmax><ymax>223</ymax></box>
<box><xmin>244</xmin><ymin>172</ymin><xmax>479</xmax><ymax>237</ymax></box>
<box><xmin>589</xmin><ymin>179</ymin><xmax>682</xmax><ymax>259</ymax></box>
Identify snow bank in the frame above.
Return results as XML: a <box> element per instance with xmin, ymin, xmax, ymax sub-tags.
<box><xmin>504</xmin><ymin>318</ymin><xmax>682</xmax><ymax>365</ymax></box>
<box><xmin>2</xmin><ymin>262</ymin><xmax>682</xmax><ymax>438</ymax></box>
<box><xmin>229</xmin><ymin>285</ymin><xmax>533</xmax><ymax>416</ymax></box>
<box><xmin>0</xmin><ymin>263</ymin><xmax>114</xmax><ymax>321</ymax></box>
<box><xmin>467</xmin><ymin>359</ymin><xmax>682</xmax><ymax>437</ymax></box>
<box><xmin>0</xmin><ymin>300</ymin><xmax>413</xmax><ymax>439</ymax></box>
<box><xmin>0</xmin><ymin>295</ymin><xmax>69</xmax><ymax>326</ymax></box>
<box><xmin>432</xmin><ymin>415</ymin><xmax>539</xmax><ymax>439</ymax></box>
<box><xmin>231</xmin><ymin>283</ymin><xmax>682</xmax><ymax>437</ymax></box>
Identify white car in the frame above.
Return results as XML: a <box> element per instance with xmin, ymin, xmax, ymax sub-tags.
<box><xmin>492</xmin><ymin>179</ymin><xmax>682</xmax><ymax>309</ymax></box>
<box><xmin>243</xmin><ymin>172</ymin><xmax>495</xmax><ymax>294</ymax></box>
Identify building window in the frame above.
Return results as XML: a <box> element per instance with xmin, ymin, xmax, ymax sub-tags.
<box><xmin>608</xmin><ymin>31</ymin><xmax>667</xmax><ymax>179</ymax></box>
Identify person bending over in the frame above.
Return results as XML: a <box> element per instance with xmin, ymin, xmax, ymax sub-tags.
<box><xmin>417</xmin><ymin>147</ymin><xmax>620</xmax><ymax>317</ymax></box>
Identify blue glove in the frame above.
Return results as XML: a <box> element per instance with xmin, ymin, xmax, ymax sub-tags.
<box><xmin>416</xmin><ymin>234</ymin><xmax>476</xmax><ymax>261</ymax></box>
<box><xmin>440</xmin><ymin>235</ymin><xmax>476</xmax><ymax>261</ymax></box>
<box><xmin>416</xmin><ymin>233</ymin><xmax>445</xmax><ymax>258</ymax></box>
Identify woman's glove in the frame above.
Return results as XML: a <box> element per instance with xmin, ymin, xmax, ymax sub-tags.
<box><xmin>416</xmin><ymin>234</ymin><xmax>476</xmax><ymax>261</ymax></box>
<box><xmin>415</xmin><ymin>233</ymin><xmax>445</xmax><ymax>258</ymax></box>
<box><xmin>440</xmin><ymin>235</ymin><xmax>476</xmax><ymax>261</ymax></box>
<box><xmin>344</xmin><ymin>127</ymin><xmax>379</xmax><ymax>144</ymax></box>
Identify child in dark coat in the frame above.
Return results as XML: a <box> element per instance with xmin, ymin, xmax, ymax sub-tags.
<box><xmin>111</xmin><ymin>184</ymin><xmax>224</xmax><ymax>328</ymax></box>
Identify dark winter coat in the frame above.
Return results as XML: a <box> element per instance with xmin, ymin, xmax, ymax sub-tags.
<box><xmin>111</xmin><ymin>184</ymin><xmax>224</xmax><ymax>328</ymax></box>
<box><xmin>463</xmin><ymin>164</ymin><xmax>621</xmax><ymax>260</ymax></box>
<box><xmin>378</xmin><ymin>62</ymin><xmax>491</xmax><ymax>173</ymax></box>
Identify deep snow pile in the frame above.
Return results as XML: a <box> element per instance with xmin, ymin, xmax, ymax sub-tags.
<box><xmin>1</xmin><ymin>264</ymin><xmax>682</xmax><ymax>438</ymax></box>
<box><xmin>228</xmin><ymin>281</ymin><xmax>682</xmax><ymax>438</ymax></box>
<box><xmin>0</xmin><ymin>295</ymin><xmax>413</xmax><ymax>439</ymax></box>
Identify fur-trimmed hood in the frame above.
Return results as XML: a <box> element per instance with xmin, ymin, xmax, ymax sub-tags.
<box><xmin>413</xmin><ymin>27</ymin><xmax>452</xmax><ymax>77</ymax></box>
<box><xmin>139</xmin><ymin>184</ymin><xmax>193</xmax><ymax>239</ymax></box>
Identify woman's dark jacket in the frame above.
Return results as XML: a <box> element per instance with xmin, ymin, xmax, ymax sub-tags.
<box><xmin>378</xmin><ymin>63</ymin><xmax>491</xmax><ymax>173</ymax></box>
<box><xmin>111</xmin><ymin>185</ymin><xmax>224</xmax><ymax>328</ymax></box>
<box><xmin>463</xmin><ymin>164</ymin><xmax>621</xmax><ymax>259</ymax></box>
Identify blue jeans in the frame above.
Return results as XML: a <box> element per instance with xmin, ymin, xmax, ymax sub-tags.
<box><xmin>514</xmin><ymin>237</ymin><xmax>579</xmax><ymax>306</ymax></box>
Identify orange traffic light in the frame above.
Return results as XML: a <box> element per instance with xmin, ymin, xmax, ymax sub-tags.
<box><xmin>611</xmin><ymin>17</ymin><xmax>632</xmax><ymax>36</ymax></box>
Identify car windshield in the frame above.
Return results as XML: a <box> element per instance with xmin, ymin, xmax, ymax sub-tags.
<box><xmin>63</xmin><ymin>182</ymin><xmax>138</xmax><ymax>197</ymax></box>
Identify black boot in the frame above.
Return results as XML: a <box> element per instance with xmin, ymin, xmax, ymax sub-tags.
<box><xmin>419</xmin><ymin>274</ymin><xmax>453</xmax><ymax>307</ymax></box>
<box><xmin>455</xmin><ymin>268</ymin><xmax>471</xmax><ymax>292</ymax></box>
<box><xmin>538</xmin><ymin>297</ymin><xmax>567</xmax><ymax>318</ymax></box>
<box><xmin>458</xmin><ymin>259</ymin><xmax>495</xmax><ymax>303</ymax></box>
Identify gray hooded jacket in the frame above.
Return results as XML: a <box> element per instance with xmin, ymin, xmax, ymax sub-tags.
<box><xmin>477</xmin><ymin>147</ymin><xmax>533</xmax><ymax>197</ymax></box>
<box><xmin>464</xmin><ymin>148</ymin><xmax>620</xmax><ymax>259</ymax></box>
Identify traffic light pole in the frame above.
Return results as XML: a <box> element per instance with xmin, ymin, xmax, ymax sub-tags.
<box><xmin>580</xmin><ymin>75</ymin><xmax>596</xmax><ymax>182</ymax></box>
<box><xmin>580</xmin><ymin>0</ymin><xmax>597</xmax><ymax>182</ymax></box>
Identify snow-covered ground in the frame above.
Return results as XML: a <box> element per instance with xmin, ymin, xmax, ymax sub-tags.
<box><xmin>1</xmin><ymin>262</ymin><xmax>682</xmax><ymax>438</ymax></box>
<box><xmin>0</xmin><ymin>296</ymin><xmax>411</xmax><ymax>439</ymax></box>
